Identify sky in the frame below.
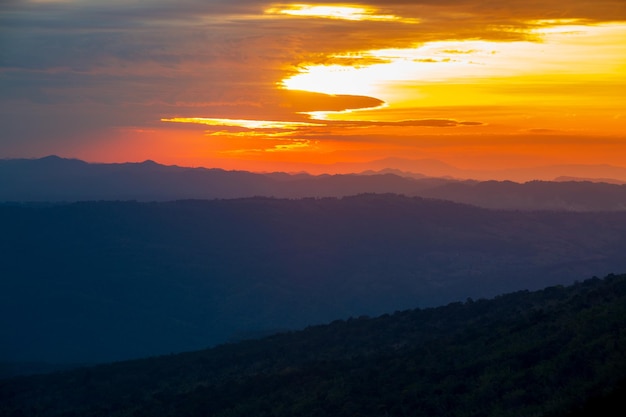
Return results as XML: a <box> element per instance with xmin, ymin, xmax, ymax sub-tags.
<box><xmin>1</xmin><ymin>0</ymin><xmax>625</xmax><ymax>176</ymax></box>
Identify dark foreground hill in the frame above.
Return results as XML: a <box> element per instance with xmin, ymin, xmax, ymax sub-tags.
<box><xmin>2</xmin><ymin>195</ymin><xmax>626</xmax><ymax>365</ymax></box>
<box><xmin>2</xmin><ymin>273</ymin><xmax>625</xmax><ymax>417</ymax></box>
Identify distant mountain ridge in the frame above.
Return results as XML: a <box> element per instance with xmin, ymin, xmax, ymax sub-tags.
<box><xmin>554</xmin><ymin>175</ymin><xmax>626</xmax><ymax>184</ymax></box>
<box><xmin>418</xmin><ymin>180</ymin><xmax>626</xmax><ymax>211</ymax></box>
<box><xmin>2</xmin><ymin>156</ymin><xmax>626</xmax><ymax>211</ymax></box>
<box><xmin>327</xmin><ymin>156</ymin><xmax>626</xmax><ymax>182</ymax></box>
<box><xmin>0</xmin><ymin>156</ymin><xmax>425</xmax><ymax>201</ymax></box>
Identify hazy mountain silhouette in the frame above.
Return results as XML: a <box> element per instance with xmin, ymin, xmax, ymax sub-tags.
<box><xmin>2</xmin><ymin>195</ymin><xmax>625</xmax><ymax>364</ymax></box>
<box><xmin>0</xmin><ymin>156</ymin><xmax>427</xmax><ymax>201</ymax></box>
<box><xmin>2</xmin><ymin>156</ymin><xmax>626</xmax><ymax>210</ymax></box>
<box><xmin>554</xmin><ymin>175</ymin><xmax>626</xmax><ymax>184</ymax></box>
<box><xmin>419</xmin><ymin>180</ymin><xmax>626</xmax><ymax>211</ymax></box>
<box><xmin>340</xmin><ymin>157</ymin><xmax>626</xmax><ymax>183</ymax></box>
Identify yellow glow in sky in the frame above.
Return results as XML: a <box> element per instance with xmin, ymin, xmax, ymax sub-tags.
<box><xmin>265</xmin><ymin>4</ymin><xmax>411</xmax><ymax>22</ymax></box>
<box><xmin>161</xmin><ymin>117</ymin><xmax>323</xmax><ymax>129</ymax></box>
<box><xmin>5</xmin><ymin>0</ymin><xmax>626</xmax><ymax>175</ymax></box>
<box><xmin>281</xmin><ymin>22</ymin><xmax>626</xmax><ymax>114</ymax></box>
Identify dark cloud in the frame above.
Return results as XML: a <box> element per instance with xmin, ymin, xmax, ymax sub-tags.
<box><xmin>278</xmin><ymin>90</ymin><xmax>385</xmax><ymax>113</ymax></box>
<box><xmin>188</xmin><ymin>117</ymin><xmax>485</xmax><ymax>132</ymax></box>
<box><xmin>324</xmin><ymin>119</ymin><xmax>485</xmax><ymax>128</ymax></box>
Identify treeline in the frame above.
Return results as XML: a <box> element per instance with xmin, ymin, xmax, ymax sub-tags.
<box><xmin>2</xmin><ymin>273</ymin><xmax>626</xmax><ymax>416</ymax></box>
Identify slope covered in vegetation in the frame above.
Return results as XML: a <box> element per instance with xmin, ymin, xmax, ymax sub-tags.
<box><xmin>2</xmin><ymin>273</ymin><xmax>626</xmax><ymax>416</ymax></box>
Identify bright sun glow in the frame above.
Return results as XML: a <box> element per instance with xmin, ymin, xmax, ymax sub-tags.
<box><xmin>265</xmin><ymin>4</ymin><xmax>413</xmax><ymax>22</ymax></box>
<box><xmin>280</xmin><ymin>22</ymin><xmax>626</xmax><ymax>114</ymax></box>
<box><xmin>161</xmin><ymin>117</ymin><xmax>323</xmax><ymax>129</ymax></box>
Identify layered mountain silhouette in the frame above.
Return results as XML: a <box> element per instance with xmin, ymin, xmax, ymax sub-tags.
<box><xmin>1</xmin><ymin>156</ymin><xmax>626</xmax><ymax>210</ymax></box>
<box><xmin>2</xmin><ymin>195</ymin><xmax>626</xmax><ymax>364</ymax></box>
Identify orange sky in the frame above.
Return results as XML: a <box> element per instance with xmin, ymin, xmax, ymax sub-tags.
<box><xmin>1</xmin><ymin>1</ymin><xmax>625</xmax><ymax>179</ymax></box>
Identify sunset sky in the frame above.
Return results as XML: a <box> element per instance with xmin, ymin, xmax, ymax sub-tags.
<box><xmin>1</xmin><ymin>0</ymin><xmax>625</xmax><ymax>176</ymax></box>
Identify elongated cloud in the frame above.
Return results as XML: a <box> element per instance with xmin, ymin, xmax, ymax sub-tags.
<box><xmin>161</xmin><ymin>115</ymin><xmax>484</xmax><ymax>135</ymax></box>
<box><xmin>161</xmin><ymin>117</ymin><xmax>323</xmax><ymax>130</ymax></box>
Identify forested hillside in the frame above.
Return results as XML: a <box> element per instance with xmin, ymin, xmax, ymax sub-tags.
<box><xmin>2</xmin><ymin>195</ymin><xmax>626</xmax><ymax>364</ymax></box>
<box><xmin>2</xmin><ymin>274</ymin><xmax>625</xmax><ymax>417</ymax></box>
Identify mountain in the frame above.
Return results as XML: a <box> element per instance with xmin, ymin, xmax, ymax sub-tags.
<box><xmin>2</xmin><ymin>195</ymin><xmax>626</xmax><ymax>364</ymax></box>
<box><xmin>2</xmin><ymin>273</ymin><xmax>625</xmax><ymax>417</ymax></box>
<box><xmin>326</xmin><ymin>157</ymin><xmax>626</xmax><ymax>183</ymax></box>
<box><xmin>332</xmin><ymin>157</ymin><xmax>463</xmax><ymax>178</ymax></box>
<box><xmin>555</xmin><ymin>176</ymin><xmax>626</xmax><ymax>185</ymax></box>
<box><xmin>419</xmin><ymin>180</ymin><xmax>626</xmax><ymax>211</ymax></box>
<box><xmin>0</xmin><ymin>156</ymin><xmax>430</xmax><ymax>201</ymax></box>
<box><xmin>2</xmin><ymin>156</ymin><xmax>626</xmax><ymax>211</ymax></box>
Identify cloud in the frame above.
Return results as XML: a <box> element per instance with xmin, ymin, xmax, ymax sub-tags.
<box><xmin>302</xmin><ymin>119</ymin><xmax>485</xmax><ymax>129</ymax></box>
<box><xmin>526</xmin><ymin>128</ymin><xmax>563</xmax><ymax>134</ymax></box>
<box><xmin>162</xmin><ymin>116</ymin><xmax>484</xmax><ymax>136</ymax></box>
<box><xmin>162</xmin><ymin>117</ymin><xmax>323</xmax><ymax>130</ymax></box>
<box><xmin>278</xmin><ymin>90</ymin><xmax>385</xmax><ymax>113</ymax></box>
<box><xmin>371</xmin><ymin>119</ymin><xmax>484</xmax><ymax>127</ymax></box>
<box><xmin>1</xmin><ymin>0</ymin><xmax>624</xmax><ymax>163</ymax></box>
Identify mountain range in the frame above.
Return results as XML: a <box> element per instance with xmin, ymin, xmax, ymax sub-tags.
<box><xmin>1</xmin><ymin>156</ymin><xmax>626</xmax><ymax>211</ymax></box>
<box><xmin>329</xmin><ymin>156</ymin><xmax>626</xmax><ymax>182</ymax></box>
